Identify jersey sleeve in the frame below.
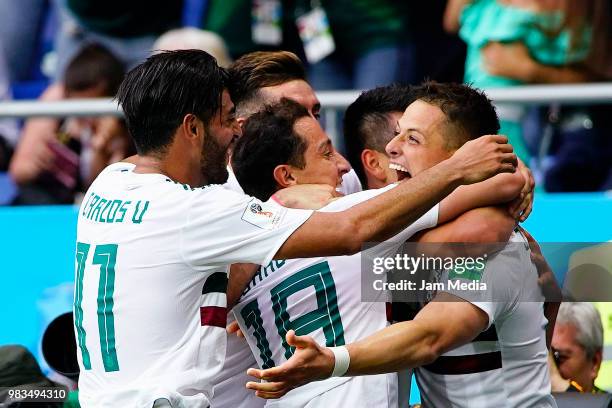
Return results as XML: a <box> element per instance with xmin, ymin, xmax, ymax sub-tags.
<box><xmin>181</xmin><ymin>187</ymin><xmax>313</xmax><ymax>268</ymax></box>
<box><xmin>320</xmin><ymin>184</ymin><xmax>440</xmax><ymax>257</ymax></box>
<box><xmin>336</xmin><ymin>169</ymin><xmax>363</xmax><ymax>195</ymax></box>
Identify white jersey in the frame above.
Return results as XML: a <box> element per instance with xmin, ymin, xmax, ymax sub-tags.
<box><xmin>225</xmin><ymin>167</ymin><xmax>363</xmax><ymax>196</ymax></box>
<box><xmin>415</xmin><ymin>231</ymin><xmax>556</xmax><ymax>408</ymax></box>
<box><xmin>211</xmin><ymin>167</ymin><xmax>362</xmax><ymax>408</ymax></box>
<box><xmin>233</xmin><ymin>185</ymin><xmax>439</xmax><ymax>407</ymax></box>
<box><xmin>210</xmin><ymin>314</ymin><xmax>265</xmax><ymax>408</ymax></box>
<box><xmin>74</xmin><ymin>163</ymin><xmax>313</xmax><ymax>408</ymax></box>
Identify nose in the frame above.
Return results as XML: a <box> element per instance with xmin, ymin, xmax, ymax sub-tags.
<box><xmin>385</xmin><ymin>134</ymin><xmax>402</xmax><ymax>158</ymax></box>
<box><xmin>335</xmin><ymin>152</ymin><xmax>351</xmax><ymax>177</ymax></box>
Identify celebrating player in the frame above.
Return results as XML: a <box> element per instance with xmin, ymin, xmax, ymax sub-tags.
<box><xmin>230</xmin><ymin>95</ymin><xmax>528</xmax><ymax>406</ymax></box>
<box><xmin>74</xmin><ymin>51</ymin><xmax>516</xmax><ymax>407</ymax></box>
<box><xmin>246</xmin><ymin>83</ymin><xmax>555</xmax><ymax>408</ymax></box>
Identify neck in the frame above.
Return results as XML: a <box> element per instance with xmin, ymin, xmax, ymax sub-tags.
<box><xmin>133</xmin><ymin>153</ymin><xmax>201</xmax><ymax>187</ymax></box>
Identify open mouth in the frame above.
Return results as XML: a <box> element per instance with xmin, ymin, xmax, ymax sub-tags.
<box><xmin>389</xmin><ymin>163</ymin><xmax>411</xmax><ymax>181</ymax></box>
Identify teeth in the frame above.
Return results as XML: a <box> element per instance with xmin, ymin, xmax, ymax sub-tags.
<box><xmin>389</xmin><ymin>163</ymin><xmax>409</xmax><ymax>173</ymax></box>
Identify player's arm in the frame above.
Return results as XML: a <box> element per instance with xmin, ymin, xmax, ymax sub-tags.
<box><xmin>274</xmin><ymin>135</ymin><xmax>517</xmax><ymax>260</ymax></box>
<box><xmin>438</xmin><ymin>158</ymin><xmax>532</xmax><ymax>225</ymax></box>
<box><xmin>412</xmin><ymin>206</ymin><xmax>515</xmax><ymax>257</ymax></box>
<box><xmin>246</xmin><ymin>293</ymin><xmax>488</xmax><ymax>398</ymax></box>
<box><xmin>227</xmin><ymin>263</ymin><xmax>260</xmax><ymax>308</ymax></box>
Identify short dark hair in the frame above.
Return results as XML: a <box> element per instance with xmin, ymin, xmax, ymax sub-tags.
<box><xmin>343</xmin><ymin>84</ymin><xmax>415</xmax><ymax>187</ymax></box>
<box><xmin>115</xmin><ymin>49</ymin><xmax>228</xmax><ymax>155</ymax></box>
<box><xmin>64</xmin><ymin>43</ymin><xmax>125</xmax><ymax>96</ymax></box>
<box><xmin>412</xmin><ymin>81</ymin><xmax>500</xmax><ymax>149</ymax></box>
<box><xmin>232</xmin><ymin>98</ymin><xmax>310</xmax><ymax>200</ymax></box>
<box><xmin>228</xmin><ymin>51</ymin><xmax>306</xmax><ymax>117</ymax></box>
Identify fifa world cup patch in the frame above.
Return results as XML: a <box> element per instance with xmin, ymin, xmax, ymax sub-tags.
<box><xmin>241</xmin><ymin>199</ymin><xmax>287</xmax><ymax>230</ymax></box>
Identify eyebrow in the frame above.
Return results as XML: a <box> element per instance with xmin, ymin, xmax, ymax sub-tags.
<box><xmin>317</xmin><ymin>139</ymin><xmax>332</xmax><ymax>152</ymax></box>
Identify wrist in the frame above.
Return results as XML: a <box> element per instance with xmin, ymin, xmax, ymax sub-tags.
<box><xmin>328</xmin><ymin>346</ymin><xmax>350</xmax><ymax>377</ymax></box>
<box><xmin>438</xmin><ymin>157</ymin><xmax>465</xmax><ymax>189</ymax></box>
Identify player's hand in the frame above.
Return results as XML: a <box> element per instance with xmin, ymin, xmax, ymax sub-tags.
<box><xmin>508</xmin><ymin>159</ymin><xmax>535</xmax><ymax>222</ymax></box>
<box><xmin>246</xmin><ymin>330</ymin><xmax>335</xmax><ymax>399</ymax></box>
<box><xmin>520</xmin><ymin>228</ymin><xmax>561</xmax><ymax>301</ymax></box>
<box><xmin>272</xmin><ymin>184</ymin><xmax>343</xmax><ymax>210</ymax></box>
<box><xmin>227</xmin><ymin>320</ymin><xmax>245</xmax><ymax>338</ymax></box>
<box><xmin>448</xmin><ymin>135</ymin><xmax>517</xmax><ymax>185</ymax></box>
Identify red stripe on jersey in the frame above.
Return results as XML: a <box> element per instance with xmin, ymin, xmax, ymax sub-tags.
<box><xmin>423</xmin><ymin>351</ymin><xmax>502</xmax><ymax>375</ymax></box>
<box><xmin>200</xmin><ymin>306</ymin><xmax>227</xmax><ymax>328</ymax></box>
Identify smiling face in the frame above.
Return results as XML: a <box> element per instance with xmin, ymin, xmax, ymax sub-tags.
<box><xmin>200</xmin><ymin>90</ymin><xmax>241</xmax><ymax>184</ymax></box>
<box><xmin>286</xmin><ymin>116</ymin><xmax>350</xmax><ymax>187</ymax></box>
<box><xmin>385</xmin><ymin>100</ymin><xmax>456</xmax><ymax>180</ymax></box>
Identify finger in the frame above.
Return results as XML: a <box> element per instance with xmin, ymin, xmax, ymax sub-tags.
<box><xmin>501</xmin><ymin>152</ymin><xmax>518</xmax><ymax>165</ymax></box>
<box><xmin>499</xmin><ymin>163</ymin><xmax>517</xmax><ymax>174</ymax></box>
<box><xmin>286</xmin><ymin>330</ymin><xmax>312</xmax><ymax>349</ymax></box>
<box><xmin>488</xmin><ymin>134</ymin><xmax>509</xmax><ymax>144</ymax></box>
<box><xmin>519</xmin><ymin>193</ymin><xmax>533</xmax><ymax>222</ymax></box>
<box><xmin>255</xmin><ymin>390</ymin><xmax>289</xmax><ymax>399</ymax></box>
<box><xmin>497</xmin><ymin>143</ymin><xmax>514</xmax><ymax>154</ymax></box>
<box><xmin>246</xmin><ymin>380</ymin><xmax>287</xmax><ymax>393</ymax></box>
<box><xmin>227</xmin><ymin>321</ymin><xmax>240</xmax><ymax>334</ymax></box>
<box><xmin>247</xmin><ymin>366</ymin><xmax>284</xmax><ymax>381</ymax></box>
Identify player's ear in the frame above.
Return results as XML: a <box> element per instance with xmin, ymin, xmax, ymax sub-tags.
<box><xmin>237</xmin><ymin>117</ymin><xmax>246</xmax><ymax>129</ymax></box>
<box><xmin>182</xmin><ymin>114</ymin><xmax>202</xmax><ymax>144</ymax></box>
<box><xmin>273</xmin><ymin>165</ymin><xmax>297</xmax><ymax>188</ymax></box>
<box><xmin>361</xmin><ymin>149</ymin><xmax>387</xmax><ymax>182</ymax></box>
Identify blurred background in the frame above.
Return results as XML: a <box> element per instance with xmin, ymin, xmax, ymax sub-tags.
<box><xmin>0</xmin><ymin>0</ymin><xmax>610</xmax><ymax>406</ymax></box>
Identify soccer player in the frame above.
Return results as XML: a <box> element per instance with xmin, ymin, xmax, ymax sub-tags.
<box><xmin>246</xmin><ymin>83</ymin><xmax>555</xmax><ymax>408</ymax></box>
<box><xmin>74</xmin><ymin>51</ymin><xmax>516</xmax><ymax>407</ymax></box>
<box><xmin>230</xmin><ymin>97</ymin><xmax>527</xmax><ymax>407</ymax></box>
<box><xmin>225</xmin><ymin>50</ymin><xmax>362</xmax><ymax>195</ymax></box>
<box><xmin>213</xmin><ymin>50</ymin><xmax>355</xmax><ymax>408</ymax></box>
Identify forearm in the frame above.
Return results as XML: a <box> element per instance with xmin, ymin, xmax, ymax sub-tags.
<box><xmin>346</xmin><ymin>320</ymin><xmax>439</xmax><ymax>375</ymax></box>
<box><xmin>276</xmin><ymin>160</ymin><xmax>461</xmax><ymax>259</ymax></box>
<box><xmin>227</xmin><ymin>263</ymin><xmax>260</xmax><ymax>308</ymax></box>
<box><xmin>439</xmin><ymin>172</ymin><xmax>522</xmax><ymax>224</ymax></box>
<box><xmin>346</xmin><ymin>294</ymin><xmax>487</xmax><ymax>375</ymax></box>
<box><xmin>414</xmin><ymin>207</ymin><xmax>514</xmax><ymax>257</ymax></box>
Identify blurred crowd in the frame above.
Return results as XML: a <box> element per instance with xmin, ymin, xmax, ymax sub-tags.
<box><xmin>0</xmin><ymin>0</ymin><xmax>611</xmax><ymax>205</ymax></box>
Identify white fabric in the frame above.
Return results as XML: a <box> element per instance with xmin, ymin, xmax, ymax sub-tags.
<box><xmin>224</xmin><ymin>167</ymin><xmax>362</xmax><ymax>196</ymax></box>
<box><xmin>210</xmin><ymin>314</ymin><xmax>265</xmax><ymax>408</ymax></box>
<box><xmin>233</xmin><ymin>185</ymin><xmax>439</xmax><ymax>407</ymax></box>
<box><xmin>75</xmin><ymin>162</ymin><xmax>313</xmax><ymax>408</ymax></box>
<box><xmin>416</xmin><ymin>231</ymin><xmax>556</xmax><ymax>408</ymax></box>
<box><xmin>337</xmin><ymin>169</ymin><xmax>362</xmax><ymax>195</ymax></box>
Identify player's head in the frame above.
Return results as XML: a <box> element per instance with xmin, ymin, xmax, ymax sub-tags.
<box><xmin>553</xmin><ymin>302</ymin><xmax>604</xmax><ymax>391</ymax></box>
<box><xmin>386</xmin><ymin>81</ymin><xmax>499</xmax><ymax>180</ymax></box>
<box><xmin>232</xmin><ymin>98</ymin><xmax>350</xmax><ymax>200</ymax></box>
<box><xmin>228</xmin><ymin>51</ymin><xmax>320</xmax><ymax>121</ymax></box>
<box><xmin>116</xmin><ymin>49</ymin><xmax>240</xmax><ymax>185</ymax></box>
<box><xmin>343</xmin><ymin>84</ymin><xmax>415</xmax><ymax>189</ymax></box>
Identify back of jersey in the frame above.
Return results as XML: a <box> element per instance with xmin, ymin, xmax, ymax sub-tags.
<box><xmin>75</xmin><ymin>163</ymin><xmax>225</xmax><ymax>407</ymax></box>
<box><xmin>75</xmin><ymin>163</ymin><xmax>314</xmax><ymax>407</ymax></box>
<box><xmin>416</xmin><ymin>231</ymin><xmax>557</xmax><ymax>408</ymax></box>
